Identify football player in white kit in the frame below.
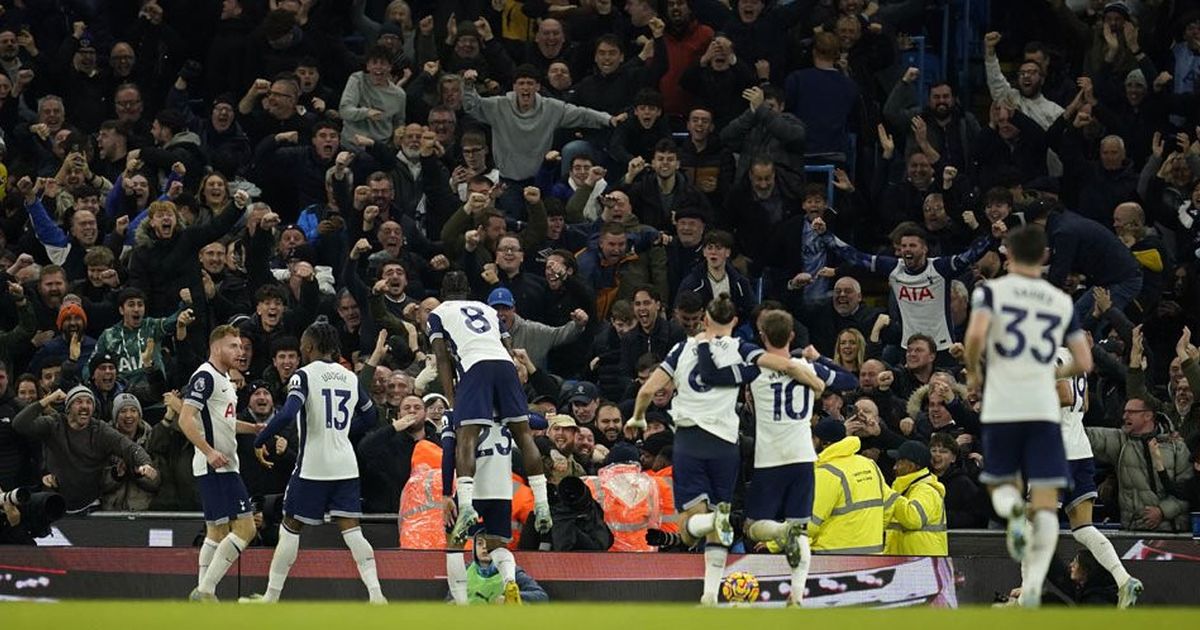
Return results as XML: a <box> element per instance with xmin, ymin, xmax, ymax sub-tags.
<box><xmin>1055</xmin><ymin>346</ymin><xmax>1143</xmax><ymax>607</ymax></box>
<box><xmin>440</xmin><ymin>412</ymin><xmax>522</xmax><ymax>604</ymax></box>
<box><xmin>245</xmin><ymin>320</ymin><xmax>385</xmax><ymax>603</ymax></box>
<box><xmin>964</xmin><ymin>225</ymin><xmax>1093</xmax><ymax>608</ymax></box>
<box><xmin>183</xmin><ymin>325</ymin><xmax>262</xmax><ymax>601</ymax></box>
<box><xmin>428</xmin><ymin>273</ymin><xmax>552</xmax><ymax>551</ymax></box>
<box><xmin>632</xmin><ymin>294</ymin><xmax>821</xmax><ymax>606</ymax></box>
<box><xmin>694</xmin><ymin>308</ymin><xmax>858</xmax><ymax>606</ymax></box>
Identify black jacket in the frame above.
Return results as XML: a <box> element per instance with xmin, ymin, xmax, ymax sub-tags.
<box><xmin>356</xmin><ymin>422</ymin><xmax>439</xmax><ymax>514</ymax></box>
<box><xmin>937</xmin><ymin>462</ymin><xmax>990</xmax><ymax>528</ymax></box>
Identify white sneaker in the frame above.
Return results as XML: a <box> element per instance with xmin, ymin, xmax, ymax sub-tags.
<box><xmin>189</xmin><ymin>587</ymin><xmax>218</xmax><ymax>602</ymax></box>
<box><xmin>237</xmin><ymin>594</ymin><xmax>271</xmax><ymax>604</ymax></box>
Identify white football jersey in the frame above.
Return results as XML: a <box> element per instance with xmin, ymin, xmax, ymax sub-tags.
<box><xmin>973</xmin><ymin>274</ymin><xmax>1081</xmax><ymax>423</ymax></box>
<box><xmin>290</xmin><ymin>361</ymin><xmax>373</xmax><ymax>480</ymax></box>
<box><xmin>749</xmin><ymin>357</ymin><xmax>819</xmax><ymax>468</ymax></box>
<box><xmin>1056</xmin><ymin>348</ymin><xmax>1093</xmax><ymax>460</ymax></box>
<box><xmin>427</xmin><ymin>300</ymin><xmax>513</xmax><ymax>373</ymax></box>
<box><xmin>442</xmin><ymin>421</ymin><xmax>514</xmax><ymax>500</ymax></box>
<box><xmin>661</xmin><ymin>336</ymin><xmax>764</xmax><ymax>444</ymax></box>
<box><xmin>184</xmin><ymin>362</ymin><xmax>240</xmax><ymax>476</ymax></box>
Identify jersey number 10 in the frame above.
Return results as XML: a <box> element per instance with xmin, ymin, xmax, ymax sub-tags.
<box><xmin>322</xmin><ymin>388</ymin><xmax>352</xmax><ymax>430</ymax></box>
<box><xmin>770</xmin><ymin>381</ymin><xmax>811</xmax><ymax>422</ymax></box>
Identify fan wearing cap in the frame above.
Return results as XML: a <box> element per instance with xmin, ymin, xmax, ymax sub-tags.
<box><xmin>60</xmin><ymin>28</ymin><xmax>105</xmax><ymax>131</ymax></box>
<box><xmin>489</xmin><ymin>286</ymin><xmax>587</xmax><ymax>372</ymax></box>
<box><xmin>13</xmin><ymin>385</ymin><xmax>157</xmax><ymax>512</ymax></box>
<box><xmin>883</xmin><ymin>440</ymin><xmax>947</xmax><ymax>556</ymax></box>
<box><xmin>101</xmin><ymin>393</ymin><xmax>161</xmax><ymax>511</ymax></box>
<box><xmin>543</xmin><ymin>413</ymin><xmax>585</xmax><ymax>483</ymax></box>
<box><xmin>564</xmin><ymin>380</ymin><xmax>601</xmax><ymax>427</ymax></box>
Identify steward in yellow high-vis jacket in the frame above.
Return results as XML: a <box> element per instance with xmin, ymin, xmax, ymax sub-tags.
<box><xmin>884</xmin><ymin>441</ymin><xmax>948</xmax><ymax>556</ymax></box>
<box><xmin>808</xmin><ymin>419</ymin><xmax>896</xmax><ymax>554</ymax></box>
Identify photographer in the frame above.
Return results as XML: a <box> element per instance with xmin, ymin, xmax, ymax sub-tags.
<box><xmin>13</xmin><ymin>386</ymin><xmax>157</xmax><ymax>513</ymax></box>
<box><xmin>0</xmin><ymin>485</ymin><xmax>66</xmax><ymax>545</ymax></box>
<box><xmin>0</xmin><ymin>485</ymin><xmax>29</xmax><ymax>544</ymax></box>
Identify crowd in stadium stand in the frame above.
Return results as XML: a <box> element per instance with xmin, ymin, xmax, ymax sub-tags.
<box><xmin>1</xmin><ymin>0</ymin><xmax>1200</xmax><ymax>550</ymax></box>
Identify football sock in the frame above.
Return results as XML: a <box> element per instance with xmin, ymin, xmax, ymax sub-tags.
<box><xmin>702</xmin><ymin>545</ymin><xmax>728</xmax><ymax>602</ymax></box>
<box><xmin>1020</xmin><ymin>510</ymin><xmax>1059</xmax><ymax>606</ymax></box>
<box><xmin>342</xmin><ymin>526</ymin><xmax>385</xmax><ymax>602</ymax></box>
<box><xmin>263</xmin><ymin>524</ymin><xmax>300</xmax><ymax>602</ymax></box>
<box><xmin>199</xmin><ymin>532</ymin><xmax>247</xmax><ymax>594</ymax></box>
<box><xmin>490</xmin><ymin>547</ymin><xmax>517</xmax><ymax>583</ymax></box>
<box><xmin>747</xmin><ymin>520</ymin><xmax>788</xmax><ymax>542</ymax></box>
<box><xmin>991</xmin><ymin>484</ymin><xmax>1024</xmax><ymax>520</ymax></box>
<box><xmin>530</xmin><ymin>474</ymin><xmax>548</xmax><ymax>507</ymax></box>
<box><xmin>456</xmin><ymin>477</ymin><xmax>474</xmax><ymax>513</ymax></box>
<box><xmin>198</xmin><ymin>538</ymin><xmax>219</xmax><ymax>586</ymax></box>
<box><xmin>446</xmin><ymin>552</ymin><xmax>468</xmax><ymax>604</ymax></box>
<box><xmin>1073</xmin><ymin>525</ymin><xmax>1130</xmax><ymax>586</ymax></box>
<box><xmin>686</xmin><ymin>513</ymin><xmax>716</xmax><ymax>538</ymax></box>
<box><xmin>792</xmin><ymin>534</ymin><xmax>812</xmax><ymax>604</ymax></box>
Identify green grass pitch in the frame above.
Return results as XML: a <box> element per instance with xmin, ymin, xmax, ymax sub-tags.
<box><xmin>2</xmin><ymin>602</ymin><xmax>1197</xmax><ymax>629</ymax></box>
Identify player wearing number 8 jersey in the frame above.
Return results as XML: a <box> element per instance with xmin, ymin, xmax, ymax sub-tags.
<box><xmin>428</xmin><ymin>273</ymin><xmax>552</xmax><ymax>605</ymax></box>
<box><xmin>964</xmin><ymin>225</ymin><xmax>1093</xmax><ymax>609</ymax></box>
<box><xmin>242</xmin><ymin>320</ymin><xmax>385</xmax><ymax>603</ymax></box>
<box><xmin>633</xmin><ymin>295</ymin><xmax>821</xmax><ymax>606</ymax></box>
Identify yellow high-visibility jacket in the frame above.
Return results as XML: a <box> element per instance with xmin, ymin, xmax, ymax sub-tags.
<box><xmin>884</xmin><ymin>468</ymin><xmax>949</xmax><ymax>556</ymax></box>
<box><xmin>809</xmin><ymin>436</ymin><xmax>897</xmax><ymax>554</ymax></box>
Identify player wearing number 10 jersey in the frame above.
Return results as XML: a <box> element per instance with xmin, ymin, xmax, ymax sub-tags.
<box><xmin>634</xmin><ymin>295</ymin><xmax>820</xmax><ymax>606</ymax></box>
<box><xmin>964</xmin><ymin>225</ymin><xmax>1093</xmax><ymax>609</ymax></box>
<box><xmin>246</xmin><ymin>320</ymin><xmax>385</xmax><ymax>603</ymax></box>
<box><xmin>694</xmin><ymin>309</ymin><xmax>856</xmax><ymax>606</ymax></box>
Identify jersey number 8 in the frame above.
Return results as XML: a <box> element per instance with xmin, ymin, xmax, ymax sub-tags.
<box><xmin>461</xmin><ymin>305</ymin><xmax>492</xmax><ymax>334</ymax></box>
<box><xmin>322</xmin><ymin>388</ymin><xmax>352</xmax><ymax>430</ymax></box>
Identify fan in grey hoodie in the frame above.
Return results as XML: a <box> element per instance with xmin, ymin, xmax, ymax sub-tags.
<box><xmin>462</xmin><ymin>65</ymin><xmax>624</xmax><ymax>181</ymax></box>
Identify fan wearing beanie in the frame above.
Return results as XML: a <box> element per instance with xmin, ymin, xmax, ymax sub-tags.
<box><xmin>11</xmin><ymin>385</ymin><xmax>157</xmax><ymax>512</ymax></box>
<box><xmin>28</xmin><ymin>296</ymin><xmax>97</xmax><ymax>376</ymax></box>
<box><xmin>102</xmin><ymin>393</ymin><xmax>160</xmax><ymax>511</ymax></box>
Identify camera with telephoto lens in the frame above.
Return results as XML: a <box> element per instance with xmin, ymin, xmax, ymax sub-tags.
<box><xmin>1</xmin><ymin>488</ymin><xmax>66</xmax><ymax>541</ymax></box>
<box><xmin>1</xmin><ymin>487</ymin><xmax>30</xmax><ymax>506</ymax></box>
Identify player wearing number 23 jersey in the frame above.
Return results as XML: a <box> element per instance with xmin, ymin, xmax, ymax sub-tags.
<box><xmin>972</xmin><ymin>273</ymin><xmax>1082</xmax><ymax>487</ymax></box>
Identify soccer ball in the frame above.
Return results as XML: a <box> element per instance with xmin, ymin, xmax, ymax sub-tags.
<box><xmin>721</xmin><ymin>571</ymin><xmax>760</xmax><ymax>603</ymax></box>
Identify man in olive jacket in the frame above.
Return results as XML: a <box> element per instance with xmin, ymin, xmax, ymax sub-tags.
<box><xmin>1087</xmin><ymin>397</ymin><xmax>1193</xmax><ymax>532</ymax></box>
<box><xmin>13</xmin><ymin>385</ymin><xmax>157</xmax><ymax>512</ymax></box>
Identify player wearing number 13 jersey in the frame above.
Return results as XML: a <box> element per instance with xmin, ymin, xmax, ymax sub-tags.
<box><xmin>964</xmin><ymin>226</ymin><xmax>1093</xmax><ymax>609</ymax></box>
<box><xmin>245</xmin><ymin>320</ymin><xmax>385</xmax><ymax>603</ymax></box>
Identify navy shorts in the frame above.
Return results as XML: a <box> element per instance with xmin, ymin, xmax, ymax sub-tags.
<box><xmin>745</xmin><ymin>463</ymin><xmax>815</xmax><ymax>522</ymax></box>
<box><xmin>980</xmin><ymin>421</ymin><xmax>1069</xmax><ymax>488</ymax></box>
<box><xmin>198</xmin><ymin>472</ymin><xmax>252</xmax><ymax>525</ymax></box>
<box><xmin>473</xmin><ymin>498</ymin><xmax>513</xmax><ymax>541</ymax></box>
<box><xmin>1063</xmin><ymin>458</ymin><xmax>1098</xmax><ymax>511</ymax></box>
<box><xmin>672</xmin><ymin>428</ymin><xmax>740</xmax><ymax>512</ymax></box>
<box><xmin>453</xmin><ymin>361</ymin><xmax>529</xmax><ymax>428</ymax></box>
<box><xmin>283</xmin><ymin>476</ymin><xmax>362</xmax><ymax>525</ymax></box>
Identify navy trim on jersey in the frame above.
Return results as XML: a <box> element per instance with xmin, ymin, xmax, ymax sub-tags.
<box><xmin>183</xmin><ymin>370</ymin><xmax>215</xmax><ymax>409</ymax></box>
<box><xmin>695</xmin><ymin>340</ymin><xmax>761</xmax><ymax>386</ymax></box>
<box><xmin>972</xmin><ymin>284</ymin><xmax>994</xmax><ymax>313</ymax></box>
<box><xmin>295</xmin><ymin>391</ymin><xmax>308</xmax><ymax>475</ymax></box>
<box><xmin>660</xmin><ymin>340</ymin><xmax>686</xmax><ymax>377</ymax></box>
<box><xmin>426</xmin><ymin>312</ymin><xmax>445</xmax><ymax>341</ymax></box>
